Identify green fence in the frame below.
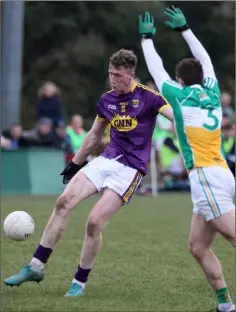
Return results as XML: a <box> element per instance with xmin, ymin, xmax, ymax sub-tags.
<box><xmin>1</xmin><ymin>149</ymin><xmax>65</xmax><ymax>195</ymax></box>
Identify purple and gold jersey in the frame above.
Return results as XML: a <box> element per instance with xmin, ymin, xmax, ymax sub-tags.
<box><xmin>96</xmin><ymin>82</ymin><xmax>169</xmax><ymax>174</ymax></box>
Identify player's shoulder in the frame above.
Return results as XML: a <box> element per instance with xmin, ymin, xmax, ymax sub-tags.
<box><xmin>203</xmin><ymin>76</ymin><xmax>220</xmax><ymax>97</ymax></box>
<box><xmin>136</xmin><ymin>83</ymin><xmax>162</xmax><ymax>97</ymax></box>
<box><xmin>98</xmin><ymin>89</ymin><xmax>115</xmax><ymax>104</ymax></box>
<box><xmin>101</xmin><ymin>89</ymin><xmax>115</xmax><ymax>98</ymax></box>
<box><xmin>162</xmin><ymin>80</ymin><xmax>183</xmax><ymax>91</ymax></box>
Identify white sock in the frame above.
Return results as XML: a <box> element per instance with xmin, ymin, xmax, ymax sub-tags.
<box><xmin>218</xmin><ymin>302</ymin><xmax>233</xmax><ymax>311</ymax></box>
<box><xmin>30</xmin><ymin>257</ymin><xmax>44</xmax><ymax>270</ymax></box>
<box><xmin>72</xmin><ymin>278</ymin><xmax>85</xmax><ymax>289</ymax></box>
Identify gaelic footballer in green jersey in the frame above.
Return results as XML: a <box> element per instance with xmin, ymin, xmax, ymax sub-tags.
<box><xmin>139</xmin><ymin>7</ymin><xmax>235</xmax><ymax>312</ymax></box>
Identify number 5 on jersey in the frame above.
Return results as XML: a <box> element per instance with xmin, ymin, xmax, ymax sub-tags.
<box><xmin>203</xmin><ymin>109</ymin><xmax>219</xmax><ymax>131</ymax></box>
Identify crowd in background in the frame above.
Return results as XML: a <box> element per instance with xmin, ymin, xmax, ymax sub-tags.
<box><xmin>1</xmin><ymin>80</ymin><xmax>235</xmax><ymax>191</ymax></box>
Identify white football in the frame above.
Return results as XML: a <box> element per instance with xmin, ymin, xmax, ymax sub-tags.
<box><xmin>3</xmin><ymin>211</ymin><xmax>35</xmax><ymax>241</ymax></box>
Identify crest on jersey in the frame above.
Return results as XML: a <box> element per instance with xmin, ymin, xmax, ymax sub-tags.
<box><xmin>132</xmin><ymin>99</ymin><xmax>139</xmax><ymax>108</ymax></box>
<box><xmin>198</xmin><ymin>92</ymin><xmax>209</xmax><ymax>101</ymax></box>
<box><xmin>110</xmin><ymin>114</ymin><xmax>138</xmax><ymax>132</ymax></box>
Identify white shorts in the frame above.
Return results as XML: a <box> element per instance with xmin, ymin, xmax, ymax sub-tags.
<box><xmin>189</xmin><ymin>166</ymin><xmax>235</xmax><ymax>221</ymax></box>
<box><xmin>80</xmin><ymin>156</ymin><xmax>143</xmax><ymax>203</ymax></box>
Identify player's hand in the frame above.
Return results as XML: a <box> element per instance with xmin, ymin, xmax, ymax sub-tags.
<box><xmin>138</xmin><ymin>11</ymin><xmax>156</xmax><ymax>39</ymax></box>
<box><xmin>164</xmin><ymin>6</ymin><xmax>189</xmax><ymax>32</ymax></box>
<box><xmin>60</xmin><ymin>160</ymin><xmax>87</xmax><ymax>184</ymax></box>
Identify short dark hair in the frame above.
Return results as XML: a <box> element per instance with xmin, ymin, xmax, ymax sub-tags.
<box><xmin>175</xmin><ymin>58</ymin><xmax>204</xmax><ymax>86</ymax></box>
<box><xmin>109</xmin><ymin>49</ymin><xmax>137</xmax><ymax>70</ymax></box>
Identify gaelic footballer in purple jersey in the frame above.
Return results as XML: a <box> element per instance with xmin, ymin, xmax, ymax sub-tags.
<box><xmin>97</xmin><ymin>82</ymin><xmax>169</xmax><ymax>175</ymax></box>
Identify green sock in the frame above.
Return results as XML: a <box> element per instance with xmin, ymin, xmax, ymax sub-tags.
<box><xmin>215</xmin><ymin>287</ymin><xmax>232</xmax><ymax>305</ymax></box>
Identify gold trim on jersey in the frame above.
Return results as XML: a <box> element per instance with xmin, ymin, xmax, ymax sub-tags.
<box><xmin>158</xmin><ymin>104</ymin><xmax>171</xmax><ymax>114</ymax></box>
<box><xmin>137</xmin><ymin>83</ymin><xmax>170</xmax><ymax>108</ymax></box>
<box><xmin>96</xmin><ymin>115</ymin><xmax>107</xmax><ymax>122</ymax></box>
<box><xmin>130</xmin><ymin>81</ymin><xmax>137</xmax><ymax>92</ymax></box>
<box><xmin>186</xmin><ymin>126</ymin><xmax>227</xmax><ymax>168</ymax></box>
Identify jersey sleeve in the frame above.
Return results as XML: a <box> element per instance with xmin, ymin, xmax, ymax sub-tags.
<box><xmin>96</xmin><ymin>97</ymin><xmax>107</xmax><ymax>122</ymax></box>
<box><xmin>149</xmin><ymin>90</ymin><xmax>170</xmax><ymax>115</ymax></box>
<box><xmin>161</xmin><ymin>80</ymin><xmax>184</xmax><ymax>106</ymax></box>
<box><xmin>203</xmin><ymin>77</ymin><xmax>220</xmax><ymax>97</ymax></box>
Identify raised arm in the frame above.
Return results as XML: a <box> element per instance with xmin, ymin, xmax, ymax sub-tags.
<box><xmin>139</xmin><ymin>12</ymin><xmax>171</xmax><ymax>91</ymax></box>
<box><xmin>182</xmin><ymin>30</ymin><xmax>216</xmax><ymax>79</ymax></box>
<box><xmin>164</xmin><ymin>6</ymin><xmax>216</xmax><ymax>79</ymax></box>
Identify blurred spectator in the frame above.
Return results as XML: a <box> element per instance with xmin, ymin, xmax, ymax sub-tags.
<box><xmin>2</xmin><ymin>123</ymin><xmax>30</xmax><ymax>149</ymax></box>
<box><xmin>147</xmin><ymin>80</ymin><xmax>174</xmax><ymax>174</ymax></box>
<box><xmin>37</xmin><ymin>81</ymin><xmax>64</xmax><ymax>127</ymax></box>
<box><xmin>66</xmin><ymin>115</ymin><xmax>87</xmax><ymax>154</ymax></box>
<box><xmin>53</xmin><ymin>121</ymin><xmax>74</xmax><ymax>161</ymax></box>
<box><xmin>1</xmin><ymin>135</ymin><xmax>12</xmax><ymax>149</ymax></box>
<box><xmin>23</xmin><ymin>118</ymin><xmax>54</xmax><ymax>147</ymax></box>
<box><xmin>2</xmin><ymin>123</ymin><xmax>22</xmax><ymax>149</ymax></box>
<box><xmin>153</xmin><ymin>114</ymin><xmax>173</xmax><ymax>172</ymax></box>
<box><xmin>159</xmin><ymin>124</ymin><xmax>186</xmax><ymax>181</ymax></box>
<box><xmin>221</xmin><ymin>92</ymin><xmax>234</xmax><ymax>117</ymax></box>
<box><xmin>222</xmin><ymin>121</ymin><xmax>235</xmax><ymax>175</ymax></box>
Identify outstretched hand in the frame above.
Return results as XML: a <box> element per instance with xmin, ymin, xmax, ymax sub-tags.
<box><xmin>138</xmin><ymin>11</ymin><xmax>156</xmax><ymax>39</ymax></box>
<box><xmin>164</xmin><ymin>6</ymin><xmax>189</xmax><ymax>32</ymax></box>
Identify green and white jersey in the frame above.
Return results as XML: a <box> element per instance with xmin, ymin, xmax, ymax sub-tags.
<box><xmin>160</xmin><ymin>78</ymin><xmax>227</xmax><ymax>170</ymax></box>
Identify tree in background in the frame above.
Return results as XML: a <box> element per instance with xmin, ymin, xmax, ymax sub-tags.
<box><xmin>21</xmin><ymin>1</ymin><xmax>235</xmax><ymax>128</ymax></box>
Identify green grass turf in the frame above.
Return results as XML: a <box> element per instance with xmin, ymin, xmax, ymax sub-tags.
<box><xmin>1</xmin><ymin>194</ymin><xmax>235</xmax><ymax>311</ymax></box>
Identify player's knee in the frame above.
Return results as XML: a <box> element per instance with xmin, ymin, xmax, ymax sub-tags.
<box><xmin>188</xmin><ymin>241</ymin><xmax>205</xmax><ymax>260</ymax></box>
<box><xmin>86</xmin><ymin>217</ymin><xmax>102</xmax><ymax>237</ymax></box>
<box><xmin>55</xmin><ymin>195</ymin><xmax>71</xmax><ymax>216</ymax></box>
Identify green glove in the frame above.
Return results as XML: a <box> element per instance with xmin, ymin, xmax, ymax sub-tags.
<box><xmin>164</xmin><ymin>6</ymin><xmax>189</xmax><ymax>32</ymax></box>
<box><xmin>138</xmin><ymin>11</ymin><xmax>156</xmax><ymax>39</ymax></box>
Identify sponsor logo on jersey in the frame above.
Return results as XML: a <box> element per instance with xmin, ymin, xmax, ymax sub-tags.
<box><xmin>110</xmin><ymin>114</ymin><xmax>138</xmax><ymax>132</ymax></box>
<box><xmin>108</xmin><ymin>105</ymin><xmax>116</xmax><ymax>110</ymax></box>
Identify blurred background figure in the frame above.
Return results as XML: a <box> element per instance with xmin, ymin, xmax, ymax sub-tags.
<box><xmin>222</xmin><ymin>120</ymin><xmax>235</xmax><ymax>176</ymax></box>
<box><xmin>1</xmin><ymin>123</ymin><xmax>30</xmax><ymax>149</ymax></box>
<box><xmin>2</xmin><ymin>123</ymin><xmax>23</xmax><ymax>149</ymax></box>
<box><xmin>53</xmin><ymin>121</ymin><xmax>74</xmax><ymax>164</ymax></box>
<box><xmin>66</xmin><ymin>115</ymin><xmax>87</xmax><ymax>156</ymax></box>
<box><xmin>152</xmin><ymin>115</ymin><xmax>173</xmax><ymax>173</ymax></box>
<box><xmin>37</xmin><ymin>82</ymin><xmax>64</xmax><ymax>128</ymax></box>
<box><xmin>221</xmin><ymin>92</ymin><xmax>234</xmax><ymax>118</ymax></box>
<box><xmin>1</xmin><ymin>135</ymin><xmax>12</xmax><ymax>149</ymax></box>
<box><xmin>159</xmin><ymin>124</ymin><xmax>187</xmax><ymax>182</ymax></box>
<box><xmin>23</xmin><ymin>117</ymin><xmax>54</xmax><ymax>147</ymax></box>
<box><xmin>150</xmin><ymin>80</ymin><xmax>173</xmax><ymax>174</ymax></box>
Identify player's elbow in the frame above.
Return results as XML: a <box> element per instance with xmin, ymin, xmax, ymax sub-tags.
<box><xmin>88</xmin><ymin>129</ymin><xmax>103</xmax><ymax>146</ymax></box>
<box><xmin>85</xmin><ymin>131</ymin><xmax>103</xmax><ymax>154</ymax></box>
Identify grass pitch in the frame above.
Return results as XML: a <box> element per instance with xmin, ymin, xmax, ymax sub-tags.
<box><xmin>1</xmin><ymin>194</ymin><xmax>235</xmax><ymax>311</ymax></box>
